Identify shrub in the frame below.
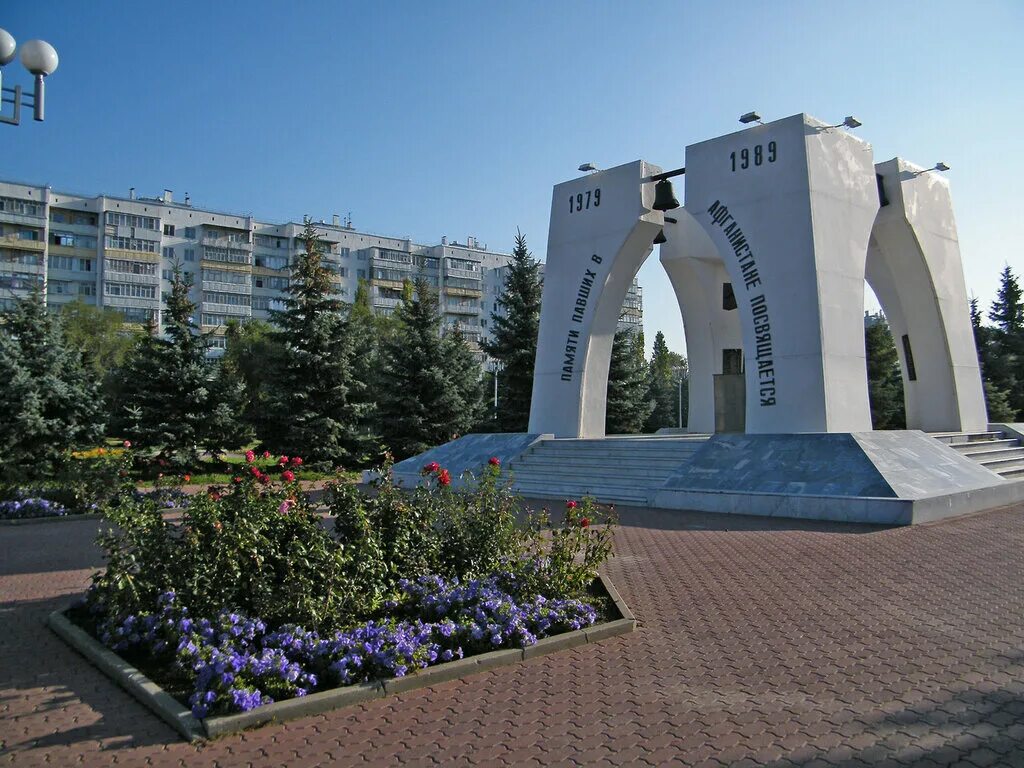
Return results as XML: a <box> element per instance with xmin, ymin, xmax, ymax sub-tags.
<box><xmin>88</xmin><ymin>454</ymin><xmax>354</xmax><ymax>631</ymax></box>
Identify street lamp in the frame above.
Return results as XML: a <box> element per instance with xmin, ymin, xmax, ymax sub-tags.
<box><xmin>486</xmin><ymin>359</ymin><xmax>504</xmax><ymax>419</ymax></box>
<box><xmin>0</xmin><ymin>28</ymin><xmax>59</xmax><ymax>125</ymax></box>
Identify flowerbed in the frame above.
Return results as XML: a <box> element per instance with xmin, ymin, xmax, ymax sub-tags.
<box><xmin>0</xmin><ymin>495</ymin><xmax>69</xmax><ymax>520</ymax></box>
<box><xmin>71</xmin><ymin>451</ymin><xmax>618</xmax><ymax>723</ymax></box>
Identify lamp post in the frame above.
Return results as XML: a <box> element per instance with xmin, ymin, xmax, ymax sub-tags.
<box><xmin>0</xmin><ymin>28</ymin><xmax>59</xmax><ymax>125</ymax></box>
<box><xmin>486</xmin><ymin>359</ymin><xmax>504</xmax><ymax>420</ymax></box>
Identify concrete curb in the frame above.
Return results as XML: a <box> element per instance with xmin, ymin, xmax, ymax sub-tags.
<box><xmin>1</xmin><ymin>512</ymin><xmax>104</xmax><ymax>527</ymax></box>
<box><xmin>47</xmin><ymin>611</ymin><xmax>204</xmax><ymax>742</ymax></box>
<box><xmin>48</xmin><ymin>573</ymin><xmax>635</xmax><ymax>741</ymax></box>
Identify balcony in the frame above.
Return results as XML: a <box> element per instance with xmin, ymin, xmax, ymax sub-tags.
<box><xmin>102</xmin><ymin>269</ymin><xmax>160</xmax><ymax>286</ymax></box>
<box><xmin>373</xmin><ymin>296</ymin><xmax>402</xmax><ymax>309</ymax></box>
<box><xmin>202</xmin><ymin>235</ymin><xmax>252</xmax><ymax>249</ymax></box>
<box><xmin>0</xmin><ymin>210</ymin><xmax>46</xmax><ymax>227</ymax></box>
<box><xmin>201</xmin><ymin>302</ymin><xmax>251</xmax><ymax>317</ymax></box>
<box><xmin>444</xmin><ymin>267</ymin><xmax>482</xmax><ymax>280</ymax></box>
<box><xmin>444</xmin><ymin>285</ymin><xmax>483</xmax><ymax>299</ymax></box>
<box><xmin>105</xmin><ymin>247</ymin><xmax>160</xmax><ymax>262</ymax></box>
<box><xmin>201</xmin><ymin>280</ymin><xmax>251</xmax><ymax>295</ymax></box>
<box><xmin>0</xmin><ymin>234</ymin><xmax>45</xmax><ymax>251</ymax></box>
<box><xmin>445</xmin><ymin>303</ymin><xmax>479</xmax><ymax>316</ymax></box>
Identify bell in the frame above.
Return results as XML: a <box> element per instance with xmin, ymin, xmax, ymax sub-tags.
<box><xmin>652</xmin><ymin>178</ymin><xmax>680</xmax><ymax>211</ymax></box>
<box><xmin>653</xmin><ymin>229</ymin><xmax>667</xmax><ymax>245</ymax></box>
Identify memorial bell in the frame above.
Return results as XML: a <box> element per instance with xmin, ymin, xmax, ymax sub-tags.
<box><xmin>652</xmin><ymin>178</ymin><xmax>680</xmax><ymax>211</ymax></box>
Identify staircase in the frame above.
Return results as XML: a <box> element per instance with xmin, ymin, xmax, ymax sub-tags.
<box><xmin>931</xmin><ymin>429</ymin><xmax>1024</xmax><ymax>480</ymax></box>
<box><xmin>507</xmin><ymin>435</ymin><xmax>709</xmax><ymax>505</ymax></box>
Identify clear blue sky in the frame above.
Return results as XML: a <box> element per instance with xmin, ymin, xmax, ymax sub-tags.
<box><xmin>5</xmin><ymin>1</ymin><xmax>1022</xmax><ymax>356</ymax></box>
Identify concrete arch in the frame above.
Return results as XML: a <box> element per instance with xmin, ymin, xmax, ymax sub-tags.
<box><xmin>659</xmin><ymin>210</ymin><xmax>742</xmax><ymax>433</ymax></box>
<box><xmin>528</xmin><ymin>160</ymin><xmax>662</xmax><ymax>438</ymax></box>
<box><xmin>867</xmin><ymin>159</ymin><xmax>987</xmax><ymax>432</ymax></box>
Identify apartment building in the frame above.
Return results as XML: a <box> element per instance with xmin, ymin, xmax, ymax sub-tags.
<box><xmin>0</xmin><ymin>179</ymin><xmax>643</xmax><ymax>357</ymax></box>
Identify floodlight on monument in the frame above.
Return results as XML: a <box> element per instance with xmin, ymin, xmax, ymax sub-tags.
<box><xmin>0</xmin><ymin>28</ymin><xmax>59</xmax><ymax>125</ymax></box>
<box><xmin>827</xmin><ymin>115</ymin><xmax>862</xmax><ymax>129</ymax></box>
<box><xmin>739</xmin><ymin>111</ymin><xmax>762</xmax><ymax>124</ymax></box>
<box><xmin>578</xmin><ymin>163</ymin><xmax>599</xmax><ymax>173</ymax></box>
<box><xmin>934</xmin><ymin>162</ymin><xmax>950</xmax><ymax>172</ymax></box>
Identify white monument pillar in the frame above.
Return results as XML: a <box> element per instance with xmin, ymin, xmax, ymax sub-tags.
<box><xmin>867</xmin><ymin>158</ymin><xmax>988</xmax><ymax>432</ymax></box>
<box><xmin>528</xmin><ymin>160</ymin><xmax>663</xmax><ymax>438</ymax></box>
<box><xmin>684</xmin><ymin>113</ymin><xmax>879</xmax><ymax>433</ymax></box>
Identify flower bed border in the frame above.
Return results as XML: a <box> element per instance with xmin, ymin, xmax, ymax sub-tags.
<box><xmin>47</xmin><ymin>573</ymin><xmax>636</xmax><ymax>742</ymax></box>
<box><xmin>0</xmin><ymin>512</ymin><xmax>104</xmax><ymax>526</ymax></box>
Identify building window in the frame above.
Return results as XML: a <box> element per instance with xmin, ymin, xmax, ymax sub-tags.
<box><xmin>105</xmin><ymin>282</ymin><xmax>157</xmax><ymax>299</ymax></box>
<box><xmin>163</xmin><ymin>246</ymin><xmax>175</xmax><ymax>259</ymax></box>
<box><xmin>184</xmin><ymin>227</ymin><xmax>196</xmax><ymax>239</ymax></box>
<box><xmin>358</xmin><ymin>269</ymin><xmax>367</xmax><ymax>279</ymax></box>
<box><xmin>184</xmin><ymin>249</ymin><xmax>196</xmax><ymax>262</ymax></box>
<box><xmin>163</xmin><ymin>224</ymin><xmax>175</xmax><ymax>236</ymax></box>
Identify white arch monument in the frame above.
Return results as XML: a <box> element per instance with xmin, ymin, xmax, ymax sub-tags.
<box><xmin>528</xmin><ymin>113</ymin><xmax>987</xmax><ymax>438</ymax></box>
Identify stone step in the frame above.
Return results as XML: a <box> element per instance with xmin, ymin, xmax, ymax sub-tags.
<box><xmin>512</xmin><ymin>453</ymin><xmax>693</xmax><ymax>469</ymax></box>
<box><xmin>931</xmin><ymin>431</ymin><xmax>1005</xmax><ymax>445</ymax></box>
<box><xmin>511</xmin><ymin>481</ymin><xmax>649</xmax><ymax>505</ymax></box>
<box><xmin>961</xmin><ymin>447</ymin><xmax>1024</xmax><ymax>463</ymax></box>
<box><xmin>1000</xmin><ymin>466</ymin><xmax>1024</xmax><ymax>479</ymax></box>
<box><xmin>977</xmin><ymin>455</ymin><xmax>1024</xmax><ymax>471</ymax></box>
<box><xmin>955</xmin><ymin>440</ymin><xmax>1021</xmax><ymax>455</ymax></box>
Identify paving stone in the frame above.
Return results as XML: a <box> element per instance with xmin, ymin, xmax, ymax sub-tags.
<box><xmin>3</xmin><ymin>505</ymin><xmax>1024</xmax><ymax>765</ymax></box>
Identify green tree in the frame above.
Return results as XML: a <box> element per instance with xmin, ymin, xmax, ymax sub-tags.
<box><xmin>119</xmin><ymin>267</ymin><xmax>247</xmax><ymax>464</ymax></box>
<box><xmin>985</xmin><ymin>266</ymin><xmax>1024</xmax><ymax>416</ymax></box>
<box><xmin>378</xmin><ymin>277</ymin><xmax>481</xmax><ymax>459</ymax></box>
<box><xmin>0</xmin><ymin>291</ymin><xmax>104</xmax><ymax>478</ymax></box>
<box><xmin>864</xmin><ymin>313</ymin><xmax>906</xmax><ymax>429</ymax></box>
<box><xmin>262</xmin><ymin>219</ymin><xmax>373</xmax><ymax>468</ymax></box>
<box><xmin>606</xmin><ymin>328</ymin><xmax>653</xmax><ymax>434</ymax></box>
<box><xmin>223</xmin><ymin>318</ymin><xmax>284</xmax><ymax>433</ymax></box>
<box><xmin>480</xmin><ymin>231</ymin><xmax>542</xmax><ymax>432</ymax></box>
<box><xmin>644</xmin><ymin>331</ymin><xmax>680</xmax><ymax>432</ymax></box>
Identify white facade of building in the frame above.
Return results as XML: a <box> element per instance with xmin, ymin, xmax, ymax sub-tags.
<box><xmin>0</xmin><ymin>178</ymin><xmax>643</xmax><ymax>358</ymax></box>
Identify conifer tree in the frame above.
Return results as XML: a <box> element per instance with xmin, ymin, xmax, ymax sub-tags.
<box><xmin>378</xmin><ymin>277</ymin><xmax>480</xmax><ymax>459</ymax></box>
<box><xmin>985</xmin><ymin>266</ymin><xmax>1024</xmax><ymax>416</ymax></box>
<box><xmin>480</xmin><ymin>231</ymin><xmax>542</xmax><ymax>432</ymax></box>
<box><xmin>644</xmin><ymin>331</ymin><xmax>678</xmax><ymax>432</ymax></box>
<box><xmin>119</xmin><ymin>267</ymin><xmax>245</xmax><ymax>463</ymax></box>
<box><xmin>262</xmin><ymin>219</ymin><xmax>373</xmax><ymax>468</ymax></box>
<box><xmin>864</xmin><ymin>313</ymin><xmax>906</xmax><ymax>429</ymax></box>
<box><xmin>606</xmin><ymin>328</ymin><xmax>652</xmax><ymax>434</ymax></box>
<box><xmin>0</xmin><ymin>292</ymin><xmax>103</xmax><ymax>477</ymax></box>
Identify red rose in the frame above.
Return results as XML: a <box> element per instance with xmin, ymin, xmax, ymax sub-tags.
<box><xmin>262</xmin><ymin>450</ymin><xmax>271</xmax><ymax>459</ymax></box>
<box><xmin>259</xmin><ymin>474</ymin><xmax>270</xmax><ymax>484</ymax></box>
<box><xmin>566</xmin><ymin>500</ymin><xmax>577</xmax><ymax>510</ymax></box>
<box><xmin>438</xmin><ymin>469</ymin><xmax>451</xmax><ymax>486</ymax></box>
<box><xmin>245</xmin><ymin>450</ymin><xmax>255</xmax><ymax>463</ymax></box>
<box><xmin>488</xmin><ymin>457</ymin><xmax>500</xmax><ymax>467</ymax></box>
<box><xmin>251</xmin><ymin>466</ymin><xmax>261</xmax><ymax>477</ymax></box>
<box><xmin>580</xmin><ymin>517</ymin><xmax>590</xmax><ymax>528</ymax></box>
<box><xmin>123</xmin><ymin>440</ymin><xmax>132</xmax><ymax>449</ymax></box>
<box><xmin>290</xmin><ymin>457</ymin><xmax>303</xmax><ymax>466</ymax></box>
<box><xmin>233</xmin><ymin>476</ymin><xmax>243</xmax><ymax>484</ymax></box>
<box><xmin>282</xmin><ymin>469</ymin><xmax>296</xmax><ymax>482</ymax></box>
<box><xmin>423</xmin><ymin>461</ymin><xmax>440</xmax><ymax>474</ymax></box>
<box><xmin>279</xmin><ymin>456</ymin><xmax>289</xmax><ymax>465</ymax></box>
<box><xmin>183</xmin><ymin>474</ymin><xmax>191</xmax><ymax>483</ymax></box>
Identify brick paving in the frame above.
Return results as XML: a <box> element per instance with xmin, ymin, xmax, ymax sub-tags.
<box><xmin>2</xmin><ymin>503</ymin><xmax>1024</xmax><ymax>766</ymax></box>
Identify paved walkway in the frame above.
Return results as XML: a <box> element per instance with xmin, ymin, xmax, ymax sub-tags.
<box><xmin>2</xmin><ymin>504</ymin><xmax>1023</xmax><ymax>767</ymax></box>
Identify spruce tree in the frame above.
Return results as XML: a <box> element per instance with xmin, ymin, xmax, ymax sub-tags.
<box><xmin>262</xmin><ymin>219</ymin><xmax>373</xmax><ymax>469</ymax></box>
<box><xmin>606</xmin><ymin>328</ymin><xmax>653</xmax><ymax>434</ymax></box>
<box><xmin>0</xmin><ymin>292</ymin><xmax>103</xmax><ymax>478</ymax></box>
<box><xmin>986</xmin><ymin>266</ymin><xmax>1024</xmax><ymax>416</ymax></box>
<box><xmin>864</xmin><ymin>313</ymin><xmax>906</xmax><ymax>429</ymax></box>
<box><xmin>378</xmin><ymin>277</ymin><xmax>479</xmax><ymax>459</ymax></box>
<box><xmin>644</xmin><ymin>331</ymin><xmax>678</xmax><ymax>432</ymax></box>
<box><xmin>480</xmin><ymin>231</ymin><xmax>542</xmax><ymax>432</ymax></box>
<box><xmin>223</xmin><ymin>318</ymin><xmax>283</xmax><ymax>435</ymax></box>
<box><xmin>120</xmin><ymin>267</ymin><xmax>242</xmax><ymax>464</ymax></box>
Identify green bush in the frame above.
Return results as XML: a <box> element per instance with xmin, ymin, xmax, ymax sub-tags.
<box><xmin>87</xmin><ymin>452</ymin><xmax>617</xmax><ymax>634</ymax></box>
